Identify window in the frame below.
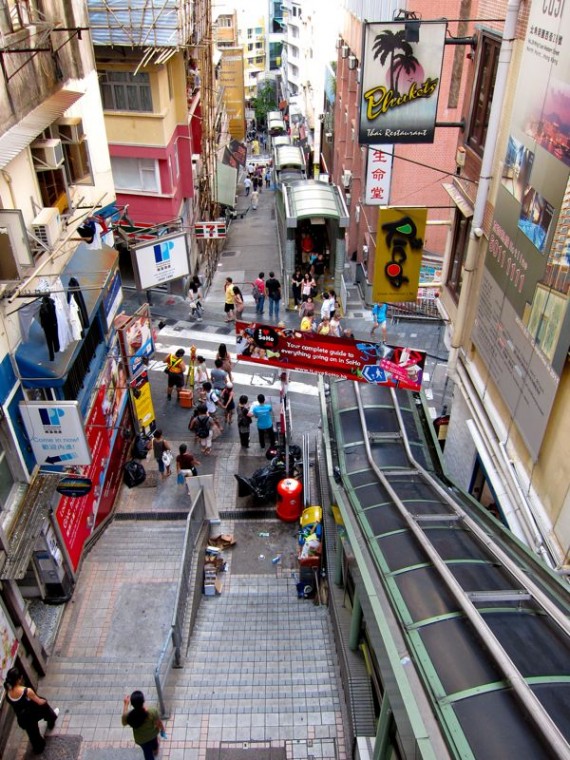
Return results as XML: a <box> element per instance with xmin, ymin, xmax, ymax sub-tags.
<box><xmin>218</xmin><ymin>16</ymin><xmax>232</xmax><ymax>27</ymax></box>
<box><xmin>100</xmin><ymin>71</ymin><xmax>153</xmax><ymax>113</ymax></box>
<box><xmin>447</xmin><ymin>211</ymin><xmax>472</xmax><ymax>300</ymax></box>
<box><xmin>111</xmin><ymin>157</ymin><xmax>160</xmax><ymax>193</ymax></box>
<box><xmin>36</xmin><ymin>170</ymin><xmax>68</xmax><ymax>212</ymax></box>
<box><xmin>63</xmin><ymin>141</ymin><xmax>93</xmax><ymax>185</ymax></box>
<box><xmin>467</xmin><ymin>35</ymin><xmax>500</xmax><ymax>157</ymax></box>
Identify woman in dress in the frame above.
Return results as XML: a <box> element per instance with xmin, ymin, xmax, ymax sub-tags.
<box><xmin>233</xmin><ymin>286</ymin><xmax>245</xmax><ymax>318</ymax></box>
<box><xmin>301</xmin><ymin>272</ymin><xmax>316</xmax><ymax>302</ymax></box>
<box><xmin>195</xmin><ymin>356</ymin><xmax>209</xmax><ymax>386</ymax></box>
<box><xmin>291</xmin><ymin>268</ymin><xmax>303</xmax><ymax>309</ymax></box>
<box><xmin>220</xmin><ymin>382</ymin><xmax>236</xmax><ymax>425</ymax></box>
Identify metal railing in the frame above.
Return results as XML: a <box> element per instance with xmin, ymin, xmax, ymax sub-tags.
<box><xmin>154</xmin><ymin>487</ymin><xmax>207</xmax><ymax>718</ymax></box>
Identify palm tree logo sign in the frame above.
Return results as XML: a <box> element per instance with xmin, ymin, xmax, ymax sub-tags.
<box><xmin>362</xmin><ymin>27</ymin><xmax>439</xmax><ymax>126</ymax></box>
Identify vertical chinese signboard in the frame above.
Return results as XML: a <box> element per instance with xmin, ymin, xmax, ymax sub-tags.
<box><xmin>372</xmin><ymin>207</ymin><xmax>427</xmax><ymax>302</ymax></box>
<box><xmin>359</xmin><ymin>21</ymin><xmax>447</xmax><ymax>145</ymax></box>
<box><xmin>472</xmin><ymin>1</ymin><xmax>570</xmax><ymax>460</ymax></box>
<box><xmin>365</xmin><ymin>146</ymin><xmax>393</xmax><ymax>205</ymax></box>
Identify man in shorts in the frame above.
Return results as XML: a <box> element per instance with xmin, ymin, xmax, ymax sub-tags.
<box><xmin>224</xmin><ymin>277</ymin><xmax>236</xmax><ymax>322</ymax></box>
<box><xmin>164</xmin><ymin>348</ymin><xmax>186</xmax><ymax>400</ymax></box>
<box><xmin>370</xmin><ymin>302</ymin><xmax>388</xmax><ymax>342</ymax></box>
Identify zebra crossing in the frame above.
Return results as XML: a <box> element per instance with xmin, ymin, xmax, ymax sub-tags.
<box><xmin>151</xmin><ymin>320</ymin><xmax>319</xmax><ymax>397</ymax></box>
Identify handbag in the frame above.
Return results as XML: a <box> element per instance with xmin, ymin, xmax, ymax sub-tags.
<box><xmin>162</xmin><ymin>450</ymin><xmax>173</xmax><ymax>467</ymax></box>
<box><xmin>177</xmin><ymin>472</ymin><xmax>185</xmax><ymax>485</ymax></box>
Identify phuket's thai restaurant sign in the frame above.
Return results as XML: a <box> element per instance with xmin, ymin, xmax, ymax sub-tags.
<box><xmin>359</xmin><ymin>21</ymin><xmax>447</xmax><ymax>145</ymax></box>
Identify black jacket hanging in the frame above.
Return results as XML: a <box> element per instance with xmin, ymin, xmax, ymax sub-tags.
<box><xmin>38</xmin><ymin>296</ymin><xmax>60</xmax><ymax>361</ymax></box>
<box><xmin>67</xmin><ymin>277</ymin><xmax>89</xmax><ymax>332</ymax></box>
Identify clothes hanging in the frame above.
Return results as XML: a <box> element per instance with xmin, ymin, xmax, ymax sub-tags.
<box><xmin>67</xmin><ymin>277</ymin><xmax>89</xmax><ymax>332</ymax></box>
<box><xmin>18</xmin><ymin>300</ymin><xmax>41</xmax><ymax>342</ymax></box>
<box><xmin>38</xmin><ymin>297</ymin><xmax>60</xmax><ymax>360</ymax></box>
<box><xmin>68</xmin><ymin>297</ymin><xmax>83</xmax><ymax>340</ymax></box>
<box><xmin>53</xmin><ymin>290</ymin><xmax>73</xmax><ymax>352</ymax></box>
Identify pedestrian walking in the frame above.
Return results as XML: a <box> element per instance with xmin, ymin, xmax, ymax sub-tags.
<box><xmin>251</xmin><ymin>189</ymin><xmax>259</xmax><ymax>210</ymax></box>
<box><xmin>216</xmin><ymin>344</ymin><xmax>233</xmax><ymax>380</ymax></box>
<box><xmin>252</xmin><ymin>272</ymin><xmax>266</xmax><ymax>315</ymax></box>
<box><xmin>233</xmin><ymin>286</ymin><xmax>245</xmax><ymax>318</ymax></box>
<box><xmin>318</xmin><ymin>316</ymin><xmax>331</xmax><ymax>336</ymax></box>
<box><xmin>189</xmin><ymin>403</ymin><xmax>213</xmax><ymax>454</ymax></box>
<box><xmin>291</xmin><ymin>268</ymin><xmax>303</xmax><ymax>309</ymax></box>
<box><xmin>299</xmin><ymin>296</ymin><xmax>315</xmax><ymax>319</ymax></box>
<box><xmin>329</xmin><ymin>314</ymin><xmax>342</xmax><ymax>337</ymax></box>
<box><xmin>244</xmin><ymin>176</ymin><xmax>252</xmax><ymax>196</ymax></box>
<box><xmin>4</xmin><ymin>666</ymin><xmax>59</xmax><ymax>755</ymax></box>
<box><xmin>300</xmin><ymin>313</ymin><xmax>314</xmax><ymax>332</ymax></box>
<box><xmin>211</xmin><ymin>358</ymin><xmax>229</xmax><ymax>391</ymax></box>
<box><xmin>186</xmin><ymin>278</ymin><xmax>203</xmax><ymax>321</ymax></box>
<box><xmin>249</xmin><ymin>393</ymin><xmax>276</xmax><ymax>449</ymax></box>
<box><xmin>320</xmin><ymin>292</ymin><xmax>335</xmax><ymax>321</ymax></box>
<box><xmin>176</xmin><ymin>444</ymin><xmax>200</xmax><ymax>479</ymax></box>
<box><xmin>122</xmin><ymin>690</ymin><xmax>165</xmax><ymax>760</ymax></box>
<box><xmin>313</xmin><ymin>252</ymin><xmax>326</xmax><ymax>290</ymax></box>
<box><xmin>370</xmin><ymin>302</ymin><xmax>388</xmax><ymax>341</ymax></box>
<box><xmin>195</xmin><ymin>355</ymin><xmax>209</xmax><ymax>385</ymax></box>
<box><xmin>224</xmin><ymin>277</ymin><xmax>236</xmax><ymax>322</ymax></box>
<box><xmin>265</xmin><ymin>271</ymin><xmax>282</xmax><ymax>321</ymax></box>
<box><xmin>202</xmin><ymin>382</ymin><xmax>223</xmax><ymax>434</ymax></box>
<box><xmin>265</xmin><ymin>167</ymin><xmax>271</xmax><ymax>188</ymax></box>
<box><xmin>220</xmin><ymin>382</ymin><xmax>235</xmax><ymax>424</ymax></box>
<box><xmin>237</xmin><ymin>395</ymin><xmax>252</xmax><ymax>447</ymax></box>
<box><xmin>164</xmin><ymin>348</ymin><xmax>186</xmax><ymax>401</ymax></box>
<box><xmin>152</xmin><ymin>429</ymin><xmax>172</xmax><ymax>479</ymax></box>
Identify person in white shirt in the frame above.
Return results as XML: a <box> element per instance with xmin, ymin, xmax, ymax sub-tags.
<box><xmin>244</xmin><ymin>176</ymin><xmax>252</xmax><ymax>196</ymax></box>
<box><xmin>320</xmin><ymin>292</ymin><xmax>335</xmax><ymax>321</ymax></box>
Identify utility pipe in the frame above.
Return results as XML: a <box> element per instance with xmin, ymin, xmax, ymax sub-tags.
<box><xmin>448</xmin><ymin>0</ymin><xmax>521</xmax><ymax>374</ymax></box>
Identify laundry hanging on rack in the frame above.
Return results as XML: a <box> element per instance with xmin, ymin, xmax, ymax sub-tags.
<box><xmin>67</xmin><ymin>277</ymin><xmax>89</xmax><ymax>333</ymax></box>
<box><xmin>18</xmin><ymin>300</ymin><xmax>41</xmax><ymax>342</ymax></box>
<box><xmin>38</xmin><ymin>296</ymin><xmax>60</xmax><ymax>361</ymax></box>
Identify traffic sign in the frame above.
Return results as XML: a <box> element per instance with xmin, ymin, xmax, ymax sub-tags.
<box><xmin>361</xmin><ymin>365</ymin><xmax>387</xmax><ymax>384</ymax></box>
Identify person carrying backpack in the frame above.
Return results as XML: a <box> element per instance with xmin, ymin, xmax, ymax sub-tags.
<box><xmin>252</xmin><ymin>272</ymin><xmax>266</xmax><ymax>316</ymax></box>
<box><xmin>189</xmin><ymin>403</ymin><xmax>213</xmax><ymax>455</ymax></box>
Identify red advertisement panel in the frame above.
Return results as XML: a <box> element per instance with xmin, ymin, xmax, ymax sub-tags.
<box><xmin>236</xmin><ymin>321</ymin><xmax>425</xmax><ymax>391</ymax></box>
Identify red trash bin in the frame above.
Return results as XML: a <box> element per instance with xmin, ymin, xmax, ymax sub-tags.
<box><xmin>276</xmin><ymin>478</ymin><xmax>303</xmax><ymax>522</ymax></box>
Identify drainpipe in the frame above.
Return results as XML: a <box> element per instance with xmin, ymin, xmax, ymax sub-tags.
<box><xmin>448</xmin><ymin>0</ymin><xmax>521</xmax><ymax>375</ymax></box>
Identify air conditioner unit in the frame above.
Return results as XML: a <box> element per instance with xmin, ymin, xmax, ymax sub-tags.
<box><xmin>57</xmin><ymin>117</ymin><xmax>84</xmax><ymax>143</ymax></box>
<box><xmin>342</xmin><ymin>169</ymin><xmax>352</xmax><ymax>188</ymax></box>
<box><xmin>341</xmin><ymin>45</ymin><xmax>349</xmax><ymax>59</ymax></box>
<box><xmin>348</xmin><ymin>55</ymin><xmax>358</xmax><ymax>70</ymax></box>
<box><xmin>325</xmin><ymin>132</ymin><xmax>333</xmax><ymax>143</ymax></box>
<box><xmin>355</xmin><ymin>205</ymin><xmax>361</xmax><ymax>223</ymax></box>
<box><xmin>31</xmin><ymin>139</ymin><xmax>64</xmax><ymax>170</ymax></box>
<box><xmin>31</xmin><ymin>208</ymin><xmax>62</xmax><ymax>247</ymax></box>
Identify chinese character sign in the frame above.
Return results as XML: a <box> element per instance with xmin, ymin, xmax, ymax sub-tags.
<box><xmin>365</xmin><ymin>146</ymin><xmax>393</xmax><ymax>205</ymax></box>
<box><xmin>372</xmin><ymin>207</ymin><xmax>427</xmax><ymax>302</ymax></box>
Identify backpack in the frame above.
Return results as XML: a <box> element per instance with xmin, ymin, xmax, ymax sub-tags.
<box><xmin>123</xmin><ymin>459</ymin><xmax>146</xmax><ymax>488</ymax></box>
<box><xmin>192</xmin><ymin>414</ymin><xmax>211</xmax><ymax>439</ymax></box>
<box><xmin>252</xmin><ymin>283</ymin><xmax>261</xmax><ymax>301</ymax></box>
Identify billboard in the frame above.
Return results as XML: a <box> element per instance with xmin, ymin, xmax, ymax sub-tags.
<box><xmin>132</xmin><ymin>232</ymin><xmax>190</xmax><ymax>290</ymax></box>
<box><xmin>359</xmin><ymin>21</ymin><xmax>447</xmax><ymax>145</ymax></box>
<box><xmin>236</xmin><ymin>321</ymin><xmax>426</xmax><ymax>391</ymax></box>
<box><xmin>220</xmin><ymin>50</ymin><xmax>246</xmax><ymax>141</ymax></box>
<box><xmin>372</xmin><ymin>207</ymin><xmax>427</xmax><ymax>302</ymax></box>
<box><xmin>365</xmin><ymin>146</ymin><xmax>393</xmax><ymax>205</ymax></box>
<box><xmin>19</xmin><ymin>401</ymin><xmax>91</xmax><ymax>466</ymax></box>
<box><xmin>115</xmin><ymin>305</ymin><xmax>155</xmax><ymax>380</ymax></box>
<box><xmin>472</xmin><ymin>1</ymin><xmax>570</xmax><ymax>460</ymax></box>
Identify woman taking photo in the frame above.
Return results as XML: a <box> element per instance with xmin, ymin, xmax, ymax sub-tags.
<box><xmin>4</xmin><ymin>666</ymin><xmax>59</xmax><ymax>754</ymax></box>
<box><xmin>216</xmin><ymin>343</ymin><xmax>233</xmax><ymax>381</ymax></box>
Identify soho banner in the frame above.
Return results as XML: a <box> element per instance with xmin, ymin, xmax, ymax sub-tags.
<box><xmin>359</xmin><ymin>21</ymin><xmax>447</xmax><ymax>145</ymax></box>
<box><xmin>236</xmin><ymin>322</ymin><xmax>426</xmax><ymax>392</ymax></box>
<box><xmin>372</xmin><ymin>207</ymin><xmax>427</xmax><ymax>302</ymax></box>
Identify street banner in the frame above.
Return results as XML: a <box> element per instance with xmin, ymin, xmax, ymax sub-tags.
<box><xmin>372</xmin><ymin>207</ymin><xmax>427</xmax><ymax>302</ymax></box>
<box><xmin>365</xmin><ymin>146</ymin><xmax>393</xmax><ymax>205</ymax></box>
<box><xmin>19</xmin><ymin>401</ymin><xmax>91</xmax><ymax>466</ymax></box>
<box><xmin>359</xmin><ymin>21</ymin><xmax>447</xmax><ymax>145</ymax></box>
<box><xmin>131</xmin><ymin>232</ymin><xmax>190</xmax><ymax>290</ymax></box>
<box><xmin>236</xmin><ymin>321</ymin><xmax>425</xmax><ymax>391</ymax></box>
<box><xmin>115</xmin><ymin>306</ymin><xmax>155</xmax><ymax>380</ymax></box>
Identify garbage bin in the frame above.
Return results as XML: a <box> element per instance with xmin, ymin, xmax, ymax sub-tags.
<box><xmin>276</xmin><ymin>478</ymin><xmax>303</xmax><ymax>522</ymax></box>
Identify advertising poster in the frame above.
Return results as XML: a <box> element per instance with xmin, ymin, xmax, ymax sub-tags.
<box><xmin>131</xmin><ymin>370</ymin><xmax>156</xmax><ymax>434</ymax></box>
<box><xmin>472</xmin><ymin>1</ymin><xmax>570</xmax><ymax>460</ymax></box>
<box><xmin>0</xmin><ymin>599</ymin><xmax>19</xmax><ymax>686</ymax></box>
<box><xmin>236</xmin><ymin>321</ymin><xmax>426</xmax><ymax>391</ymax></box>
<box><xmin>115</xmin><ymin>306</ymin><xmax>155</xmax><ymax>380</ymax></box>
<box><xmin>19</xmin><ymin>401</ymin><xmax>91</xmax><ymax>466</ymax></box>
<box><xmin>365</xmin><ymin>146</ymin><xmax>393</xmax><ymax>205</ymax></box>
<box><xmin>372</xmin><ymin>207</ymin><xmax>427</xmax><ymax>302</ymax></box>
<box><xmin>359</xmin><ymin>21</ymin><xmax>447</xmax><ymax>145</ymax></box>
<box><xmin>132</xmin><ymin>233</ymin><xmax>190</xmax><ymax>290</ymax></box>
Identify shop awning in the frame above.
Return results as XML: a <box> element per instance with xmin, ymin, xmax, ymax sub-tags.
<box><xmin>0</xmin><ymin>88</ymin><xmax>84</xmax><ymax>170</ymax></box>
<box><xmin>213</xmin><ymin>162</ymin><xmax>238</xmax><ymax>208</ymax></box>
<box><xmin>442</xmin><ymin>182</ymin><xmax>474</xmax><ymax>217</ymax></box>
<box><xmin>14</xmin><ymin>244</ymin><xmax>119</xmax><ymax>387</ymax></box>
